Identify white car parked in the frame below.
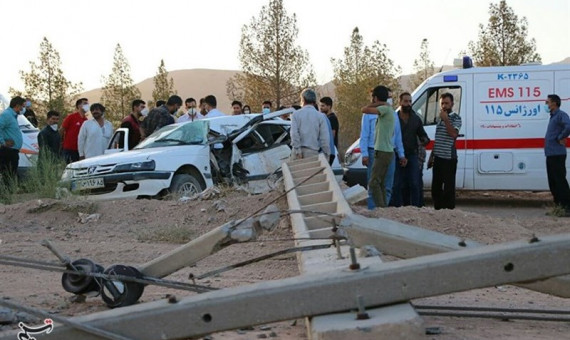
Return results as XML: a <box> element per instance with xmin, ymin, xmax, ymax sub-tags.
<box><xmin>59</xmin><ymin>110</ymin><xmax>343</xmax><ymax>200</ymax></box>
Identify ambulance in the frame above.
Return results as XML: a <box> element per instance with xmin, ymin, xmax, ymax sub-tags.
<box><xmin>414</xmin><ymin>58</ymin><xmax>570</xmax><ymax>190</ymax></box>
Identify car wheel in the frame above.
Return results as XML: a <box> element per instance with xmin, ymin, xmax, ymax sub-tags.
<box><xmin>169</xmin><ymin>173</ymin><xmax>203</xmax><ymax>196</ymax></box>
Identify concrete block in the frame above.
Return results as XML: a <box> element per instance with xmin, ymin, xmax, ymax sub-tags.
<box><xmin>342</xmin><ymin>185</ymin><xmax>368</xmax><ymax>204</ymax></box>
<box><xmin>311</xmin><ymin>304</ymin><xmax>424</xmax><ymax>340</ymax></box>
<box><xmin>259</xmin><ymin>204</ymin><xmax>280</xmax><ymax>231</ymax></box>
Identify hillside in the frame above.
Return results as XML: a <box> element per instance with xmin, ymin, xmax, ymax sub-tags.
<box><xmin>81</xmin><ymin>57</ymin><xmax>569</xmax><ymax>112</ymax></box>
<box><xmin>82</xmin><ymin>69</ymin><xmax>240</xmax><ymax>112</ymax></box>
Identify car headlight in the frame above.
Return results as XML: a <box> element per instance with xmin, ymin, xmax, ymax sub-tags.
<box><xmin>344</xmin><ymin>149</ymin><xmax>361</xmax><ymax>166</ymax></box>
<box><xmin>113</xmin><ymin>160</ymin><xmax>156</xmax><ymax>173</ymax></box>
<box><xmin>61</xmin><ymin>168</ymin><xmax>73</xmax><ymax>181</ymax></box>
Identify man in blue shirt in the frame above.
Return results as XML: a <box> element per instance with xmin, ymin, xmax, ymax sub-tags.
<box><xmin>360</xmin><ymin>90</ymin><xmax>406</xmax><ymax>209</ymax></box>
<box><xmin>0</xmin><ymin>96</ymin><xmax>25</xmax><ymax>183</ymax></box>
<box><xmin>544</xmin><ymin>94</ymin><xmax>570</xmax><ymax>215</ymax></box>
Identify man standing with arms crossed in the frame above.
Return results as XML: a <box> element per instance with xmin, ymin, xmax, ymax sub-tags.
<box><xmin>544</xmin><ymin>94</ymin><xmax>570</xmax><ymax>216</ymax></box>
<box><xmin>428</xmin><ymin>93</ymin><xmax>461</xmax><ymax>210</ymax></box>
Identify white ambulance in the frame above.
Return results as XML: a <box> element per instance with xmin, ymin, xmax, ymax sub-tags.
<box><xmin>414</xmin><ymin>59</ymin><xmax>570</xmax><ymax>190</ymax></box>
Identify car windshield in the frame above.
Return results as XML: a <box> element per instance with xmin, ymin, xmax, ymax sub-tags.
<box><xmin>135</xmin><ymin>120</ymin><xmax>209</xmax><ymax>149</ymax></box>
<box><xmin>18</xmin><ymin>115</ymin><xmax>38</xmax><ymax>132</ymax></box>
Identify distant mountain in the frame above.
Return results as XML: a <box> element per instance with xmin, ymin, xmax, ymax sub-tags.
<box><xmin>552</xmin><ymin>57</ymin><xmax>570</xmax><ymax>65</ymax></box>
<box><xmin>81</xmin><ymin>69</ymin><xmax>240</xmax><ymax>113</ymax></box>
<box><xmin>81</xmin><ymin>58</ymin><xmax>569</xmax><ymax>111</ymax></box>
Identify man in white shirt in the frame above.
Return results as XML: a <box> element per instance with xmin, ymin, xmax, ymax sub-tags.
<box><xmin>178</xmin><ymin>97</ymin><xmax>204</xmax><ymax>123</ymax></box>
<box><xmin>78</xmin><ymin>103</ymin><xmax>113</xmax><ymax>159</ymax></box>
<box><xmin>202</xmin><ymin>95</ymin><xmax>226</xmax><ymax>118</ymax></box>
<box><xmin>290</xmin><ymin>89</ymin><xmax>331</xmax><ymax>160</ymax></box>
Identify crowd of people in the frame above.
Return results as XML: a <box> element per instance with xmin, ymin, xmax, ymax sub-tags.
<box><xmin>1</xmin><ymin>90</ymin><xmax>569</xmax><ymax>214</ymax></box>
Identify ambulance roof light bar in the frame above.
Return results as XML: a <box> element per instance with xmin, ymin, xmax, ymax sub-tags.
<box><xmin>453</xmin><ymin>56</ymin><xmax>473</xmax><ymax>69</ymax></box>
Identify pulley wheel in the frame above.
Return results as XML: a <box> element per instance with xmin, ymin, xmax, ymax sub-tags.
<box><xmin>101</xmin><ymin>264</ymin><xmax>145</xmax><ymax>308</ymax></box>
<box><xmin>61</xmin><ymin>258</ymin><xmax>103</xmax><ymax>295</ymax></box>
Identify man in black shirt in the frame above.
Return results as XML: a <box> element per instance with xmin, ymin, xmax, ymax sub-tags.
<box><xmin>37</xmin><ymin>110</ymin><xmax>62</xmax><ymax>166</ymax></box>
<box><xmin>391</xmin><ymin>92</ymin><xmax>429</xmax><ymax>207</ymax></box>
<box><xmin>319</xmin><ymin>97</ymin><xmax>339</xmax><ymax>149</ymax></box>
<box><xmin>23</xmin><ymin>98</ymin><xmax>39</xmax><ymax>127</ymax></box>
<box><xmin>141</xmin><ymin>95</ymin><xmax>182</xmax><ymax>139</ymax></box>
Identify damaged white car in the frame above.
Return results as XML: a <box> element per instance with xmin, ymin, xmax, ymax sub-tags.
<box><xmin>59</xmin><ymin>110</ymin><xmax>343</xmax><ymax>200</ymax></box>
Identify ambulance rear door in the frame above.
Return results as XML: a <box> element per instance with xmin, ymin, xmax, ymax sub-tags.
<box><xmin>472</xmin><ymin>69</ymin><xmax>552</xmax><ymax>190</ymax></box>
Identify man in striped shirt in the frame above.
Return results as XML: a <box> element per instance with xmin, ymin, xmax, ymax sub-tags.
<box><xmin>428</xmin><ymin>92</ymin><xmax>462</xmax><ymax>210</ymax></box>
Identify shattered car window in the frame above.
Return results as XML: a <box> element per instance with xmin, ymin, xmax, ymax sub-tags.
<box><xmin>135</xmin><ymin>120</ymin><xmax>209</xmax><ymax>149</ymax></box>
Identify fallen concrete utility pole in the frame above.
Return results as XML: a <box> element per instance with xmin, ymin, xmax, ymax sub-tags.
<box><xmin>282</xmin><ymin>154</ymin><xmax>423</xmax><ymax>339</ymax></box>
<box><xmin>339</xmin><ymin>213</ymin><xmax>570</xmax><ymax>297</ymax></box>
<box><xmin>9</xmin><ymin>233</ymin><xmax>570</xmax><ymax>340</ymax></box>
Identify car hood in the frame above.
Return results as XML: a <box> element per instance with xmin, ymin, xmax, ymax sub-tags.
<box><xmin>66</xmin><ymin>145</ymin><xmax>206</xmax><ymax>169</ymax></box>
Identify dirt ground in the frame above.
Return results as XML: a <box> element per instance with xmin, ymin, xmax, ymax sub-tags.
<box><xmin>1</xmin><ymin>187</ymin><xmax>569</xmax><ymax>339</ymax></box>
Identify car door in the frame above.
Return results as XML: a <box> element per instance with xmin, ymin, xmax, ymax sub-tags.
<box><xmin>231</xmin><ymin>120</ymin><xmax>291</xmax><ymax>193</ymax></box>
<box><xmin>105</xmin><ymin>128</ymin><xmax>129</xmax><ymax>154</ymax></box>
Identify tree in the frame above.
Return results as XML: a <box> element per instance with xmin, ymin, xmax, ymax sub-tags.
<box><xmin>10</xmin><ymin>37</ymin><xmax>83</xmax><ymax>121</ymax></box>
<box><xmin>152</xmin><ymin>59</ymin><xmax>176</xmax><ymax>105</ymax></box>
<box><xmin>469</xmin><ymin>0</ymin><xmax>541</xmax><ymax>66</ymax></box>
<box><xmin>409</xmin><ymin>38</ymin><xmax>436</xmax><ymax>91</ymax></box>
<box><xmin>227</xmin><ymin>0</ymin><xmax>316</xmax><ymax>109</ymax></box>
<box><xmin>100</xmin><ymin>44</ymin><xmax>141</xmax><ymax>126</ymax></box>
<box><xmin>331</xmin><ymin>27</ymin><xmax>401</xmax><ymax>151</ymax></box>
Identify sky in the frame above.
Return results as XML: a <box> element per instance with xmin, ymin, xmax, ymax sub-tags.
<box><xmin>1</xmin><ymin>0</ymin><xmax>569</xmax><ymax>97</ymax></box>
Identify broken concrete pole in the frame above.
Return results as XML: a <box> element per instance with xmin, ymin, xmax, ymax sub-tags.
<box><xmin>139</xmin><ymin>218</ymin><xmax>262</xmax><ymax>278</ymax></box>
<box><xmin>0</xmin><ymin>308</ymin><xmax>15</xmax><ymax>325</ymax></box>
<box><xmin>230</xmin><ymin>218</ymin><xmax>259</xmax><ymax>242</ymax></box>
<box><xmin>359</xmin><ymin>245</ymin><xmax>382</xmax><ymax>258</ymax></box>
<box><xmin>258</xmin><ymin>205</ymin><xmax>280</xmax><ymax>231</ymax></box>
<box><xmin>342</xmin><ymin>185</ymin><xmax>367</xmax><ymax>204</ymax></box>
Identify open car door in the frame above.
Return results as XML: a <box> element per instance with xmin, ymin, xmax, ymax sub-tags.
<box><xmin>231</xmin><ymin>119</ymin><xmax>291</xmax><ymax>193</ymax></box>
<box><xmin>105</xmin><ymin>128</ymin><xmax>129</xmax><ymax>154</ymax></box>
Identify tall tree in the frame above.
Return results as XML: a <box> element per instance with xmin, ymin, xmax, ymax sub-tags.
<box><xmin>10</xmin><ymin>37</ymin><xmax>83</xmax><ymax>120</ymax></box>
<box><xmin>331</xmin><ymin>27</ymin><xmax>401</xmax><ymax>151</ymax></box>
<box><xmin>409</xmin><ymin>38</ymin><xmax>436</xmax><ymax>91</ymax></box>
<box><xmin>227</xmin><ymin>0</ymin><xmax>316</xmax><ymax>108</ymax></box>
<box><xmin>152</xmin><ymin>59</ymin><xmax>176</xmax><ymax>105</ymax></box>
<box><xmin>100</xmin><ymin>44</ymin><xmax>141</xmax><ymax>126</ymax></box>
<box><xmin>469</xmin><ymin>0</ymin><xmax>541</xmax><ymax>66</ymax></box>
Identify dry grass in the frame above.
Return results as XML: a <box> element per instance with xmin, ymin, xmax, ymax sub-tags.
<box><xmin>137</xmin><ymin>225</ymin><xmax>197</xmax><ymax>244</ymax></box>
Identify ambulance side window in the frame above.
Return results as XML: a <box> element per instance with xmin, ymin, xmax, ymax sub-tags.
<box><xmin>414</xmin><ymin>86</ymin><xmax>462</xmax><ymax>126</ymax></box>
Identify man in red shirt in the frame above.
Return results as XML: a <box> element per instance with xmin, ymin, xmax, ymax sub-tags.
<box><xmin>61</xmin><ymin>98</ymin><xmax>89</xmax><ymax>163</ymax></box>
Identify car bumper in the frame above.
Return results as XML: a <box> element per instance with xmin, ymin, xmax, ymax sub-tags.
<box><xmin>60</xmin><ymin>171</ymin><xmax>173</xmax><ymax>200</ymax></box>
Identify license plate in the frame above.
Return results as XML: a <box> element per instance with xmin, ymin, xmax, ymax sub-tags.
<box><xmin>72</xmin><ymin>178</ymin><xmax>104</xmax><ymax>191</ymax></box>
